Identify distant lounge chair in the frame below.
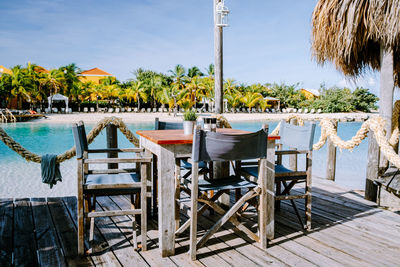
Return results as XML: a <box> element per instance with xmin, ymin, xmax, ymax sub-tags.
<box><xmin>36</xmin><ymin>108</ymin><xmax>41</xmax><ymax>113</ymax></box>
<box><xmin>121</xmin><ymin>107</ymin><xmax>125</xmax><ymax>112</ymax></box>
<box><xmin>61</xmin><ymin>108</ymin><xmax>66</xmax><ymax>113</ymax></box>
<box><xmin>90</xmin><ymin>107</ymin><xmax>95</xmax><ymax>112</ymax></box>
<box><xmin>304</xmin><ymin>108</ymin><xmax>309</xmax><ymax>113</ymax></box>
<box><xmin>317</xmin><ymin>108</ymin><xmax>322</xmax><ymax>113</ymax></box>
<box><xmin>52</xmin><ymin>108</ymin><xmax>58</xmax><ymax>113</ymax></box>
<box><xmin>310</xmin><ymin>109</ymin><xmax>315</xmax><ymax>114</ymax></box>
<box><xmin>133</xmin><ymin>108</ymin><xmax>138</xmax><ymax>112</ymax></box>
<box><xmin>271</xmin><ymin>108</ymin><xmax>276</xmax><ymax>113</ymax></box>
<box><xmin>115</xmin><ymin>107</ymin><xmax>120</xmax><ymax>113</ymax></box>
<box><xmin>83</xmin><ymin>107</ymin><xmax>88</xmax><ymax>113</ymax></box>
<box><xmin>108</xmin><ymin>108</ymin><xmax>114</xmax><ymax>113</ymax></box>
<box><xmin>147</xmin><ymin>108</ymin><xmax>151</xmax><ymax>113</ymax></box>
<box><xmin>127</xmin><ymin>107</ymin><xmax>132</xmax><ymax>112</ymax></box>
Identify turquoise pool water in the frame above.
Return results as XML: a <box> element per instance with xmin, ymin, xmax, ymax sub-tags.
<box><xmin>0</xmin><ymin>121</ymin><xmax>368</xmax><ymax>197</ymax></box>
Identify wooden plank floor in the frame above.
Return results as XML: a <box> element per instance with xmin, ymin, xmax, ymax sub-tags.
<box><xmin>1</xmin><ymin>178</ymin><xmax>400</xmax><ymax>267</ymax></box>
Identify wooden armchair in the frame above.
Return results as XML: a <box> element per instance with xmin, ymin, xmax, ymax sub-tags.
<box><xmin>72</xmin><ymin>121</ymin><xmax>152</xmax><ymax>255</ymax></box>
<box><xmin>188</xmin><ymin>126</ymin><xmax>269</xmax><ymax>260</ymax></box>
<box><xmin>241</xmin><ymin>121</ymin><xmax>316</xmax><ymax>230</ymax></box>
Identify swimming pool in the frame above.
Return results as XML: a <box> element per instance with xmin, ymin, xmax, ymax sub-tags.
<box><xmin>0</xmin><ymin>120</ymin><xmax>369</xmax><ymax>198</ymax></box>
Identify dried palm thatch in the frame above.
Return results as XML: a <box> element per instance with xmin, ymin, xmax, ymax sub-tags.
<box><xmin>312</xmin><ymin>0</ymin><xmax>400</xmax><ymax>86</ymax></box>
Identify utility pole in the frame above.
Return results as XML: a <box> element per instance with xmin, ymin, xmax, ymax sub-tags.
<box><xmin>213</xmin><ymin>0</ymin><xmax>229</xmax><ymax>114</ymax></box>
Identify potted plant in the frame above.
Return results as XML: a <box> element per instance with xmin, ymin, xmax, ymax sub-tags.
<box><xmin>183</xmin><ymin>109</ymin><xmax>198</xmax><ymax>135</ymax></box>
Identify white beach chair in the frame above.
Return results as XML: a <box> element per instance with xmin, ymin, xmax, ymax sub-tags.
<box><xmin>115</xmin><ymin>107</ymin><xmax>120</xmax><ymax>113</ymax></box>
<box><xmin>90</xmin><ymin>107</ymin><xmax>95</xmax><ymax>112</ymax></box>
<box><xmin>127</xmin><ymin>107</ymin><xmax>132</xmax><ymax>112</ymax></box>
<box><xmin>317</xmin><ymin>108</ymin><xmax>322</xmax><ymax>113</ymax></box>
<box><xmin>304</xmin><ymin>108</ymin><xmax>309</xmax><ymax>113</ymax></box>
<box><xmin>310</xmin><ymin>109</ymin><xmax>315</xmax><ymax>114</ymax></box>
<box><xmin>108</xmin><ymin>108</ymin><xmax>114</xmax><ymax>113</ymax></box>
<box><xmin>272</xmin><ymin>108</ymin><xmax>276</xmax><ymax>113</ymax></box>
<box><xmin>83</xmin><ymin>107</ymin><xmax>88</xmax><ymax>113</ymax></box>
<box><xmin>36</xmin><ymin>108</ymin><xmax>41</xmax><ymax>114</ymax></box>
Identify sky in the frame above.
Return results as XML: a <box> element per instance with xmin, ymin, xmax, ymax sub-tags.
<box><xmin>0</xmin><ymin>0</ymin><xmax>381</xmax><ymax>95</ymax></box>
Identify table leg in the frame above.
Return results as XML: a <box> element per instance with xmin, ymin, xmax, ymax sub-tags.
<box><xmin>266</xmin><ymin>139</ymin><xmax>275</xmax><ymax>240</ymax></box>
<box><xmin>158</xmin><ymin>146</ymin><xmax>176</xmax><ymax>257</ymax></box>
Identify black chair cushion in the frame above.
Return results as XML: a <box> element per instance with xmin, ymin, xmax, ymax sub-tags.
<box><xmin>198</xmin><ymin>176</ymin><xmax>256</xmax><ymax>191</ymax></box>
<box><xmin>181</xmin><ymin>159</ymin><xmax>207</xmax><ymax>170</ymax></box>
<box><xmin>84</xmin><ymin>173</ymin><xmax>140</xmax><ymax>194</ymax></box>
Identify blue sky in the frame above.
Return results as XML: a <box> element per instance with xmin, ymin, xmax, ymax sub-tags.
<box><xmin>0</xmin><ymin>0</ymin><xmax>380</xmax><ymax>94</ymax></box>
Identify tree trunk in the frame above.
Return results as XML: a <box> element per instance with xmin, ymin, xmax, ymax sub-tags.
<box><xmin>214</xmin><ymin>0</ymin><xmax>223</xmax><ymax>114</ymax></box>
<box><xmin>379</xmin><ymin>46</ymin><xmax>395</xmax><ymax>169</ymax></box>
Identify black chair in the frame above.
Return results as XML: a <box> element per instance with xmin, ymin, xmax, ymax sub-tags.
<box><xmin>72</xmin><ymin>121</ymin><xmax>152</xmax><ymax>255</ymax></box>
<box><xmin>241</xmin><ymin>120</ymin><xmax>316</xmax><ymax>230</ymax></box>
<box><xmin>188</xmin><ymin>125</ymin><xmax>269</xmax><ymax>260</ymax></box>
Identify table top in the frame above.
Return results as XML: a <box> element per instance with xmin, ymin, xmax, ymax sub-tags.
<box><xmin>137</xmin><ymin>128</ymin><xmax>280</xmax><ymax>145</ymax></box>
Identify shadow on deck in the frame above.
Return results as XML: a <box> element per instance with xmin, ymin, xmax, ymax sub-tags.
<box><xmin>1</xmin><ymin>178</ymin><xmax>400</xmax><ymax>266</ymax></box>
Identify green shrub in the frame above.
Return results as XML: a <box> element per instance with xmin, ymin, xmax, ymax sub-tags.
<box><xmin>183</xmin><ymin>109</ymin><xmax>197</xmax><ymax>121</ymax></box>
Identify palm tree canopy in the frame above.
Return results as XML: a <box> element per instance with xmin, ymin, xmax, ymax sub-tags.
<box><xmin>312</xmin><ymin>0</ymin><xmax>400</xmax><ymax>86</ymax></box>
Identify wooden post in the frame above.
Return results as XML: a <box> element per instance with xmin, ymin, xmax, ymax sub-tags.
<box><xmin>365</xmin><ymin>132</ymin><xmax>379</xmax><ymax>201</ymax></box>
<box><xmin>379</xmin><ymin>46</ymin><xmax>394</xmax><ymax>168</ymax></box>
<box><xmin>106</xmin><ymin>124</ymin><xmax>118</xmax><ymax>169</ymax></box>
<box><xmin>289</xmin><ymin>119</ymin><xmax>298</xmax><ymax>171</ymax></box>
<box><xmin>213</xmin><ymin>161</ymin><xmax>230</xmax><ymax>207</ymax></box>
<box><xmin>326</xmin><ymin>121</ymin><xmax>337</xmax><ymax>181</ymax></box>
<box><xmin>214</xmin><ymin>0</ymin><xmax>223</xmax><ymax>114</ymax></box>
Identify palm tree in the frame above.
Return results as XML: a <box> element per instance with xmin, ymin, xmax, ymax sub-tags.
<box><xmin>124</xmin><ymin>81</ymin><xmax>147</xmax><ymax>110</ymax></box>
<box><xmin>169</xmin><ymin>64</ymin><xmax>186</xmax><ymax>82</ymax></box>
<box><xmin>10</xmin><ymin>65</ymin><xmax>33</xmax><ymax>109</ymax></box>
<box><xmin>187</xmin><ymin>66</ymin><xmax>204</xmax><ymax>78</ymax></box>
<box><xmin>59</xmin><ymin>63</ymin><xmax>81</xmax><ymax>96</ymax></box>
<box><xmin>40</xmin><ymin>69</ymin><xmax>66</xmax><ymax>97</ymax></box>
<box><xmin>146</xmin><ymin>76</ymin><xmax>162</xmax><ymax>108</ymax></box>
<box><xmin>205</xmin><ymin>64</ymin><xmax>215</xmax><ymax>77</ymax></box>
<box><xmin>156</xmin><ymin>86</ymin><xmax>174</xmax><ymax>113</ymax></box>
<box><xmin>90</xmin><ymin>84</ymin><xmax>105</xmax><ymax>110</ymax></box>
<box><xmin>240</xmin><ymin>92</ymin><xmax>263</xmax><ymax>112</ymax></box>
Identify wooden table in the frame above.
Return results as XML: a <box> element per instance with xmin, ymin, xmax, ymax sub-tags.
<box><xmin>137</xmin><ymin>128</ymin><xmax>279</xmax><ymax>257</ymax></box>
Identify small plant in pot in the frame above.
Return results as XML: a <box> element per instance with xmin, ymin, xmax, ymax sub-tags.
<box><xmin>183</xmin><ymin>109</ymin><xmax>198</xmax><ymax>135</ymax></box>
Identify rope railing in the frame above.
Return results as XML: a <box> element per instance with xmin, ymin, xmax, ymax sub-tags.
<box><xmin>0</xmin><ymin>117</ymin><xmax>139</xmax><ymax>164</ymax></box>
<box><xmin>1</xmin><ymin>104</ymin><xmax>400</xmax><ymax>170</ymax></box>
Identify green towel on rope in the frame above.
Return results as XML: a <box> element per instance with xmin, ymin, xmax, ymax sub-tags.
<box><xmin>41</xmin><ymin>154</ymin><xmax>62</xmax><ymax>188</ymax></box>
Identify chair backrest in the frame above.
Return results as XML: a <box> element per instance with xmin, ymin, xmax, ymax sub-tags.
<box><xmin>72</xmin><ymin>122</ymin><xmax>89</xmax><ymax>159</ymax></box>
<box><xmin>192</xmin><ymin>128</ymin><xmax>268</xmax><ymax>162</ymax></box>
<box><xmin>279</xmin><ymin>120</ymin><xmax>316</xmax><ymax>151</ymax></box>
<box><xmin>154</xmin><ymin>117</ymin><xmax>183</xmax><ymax>130</ymax></box>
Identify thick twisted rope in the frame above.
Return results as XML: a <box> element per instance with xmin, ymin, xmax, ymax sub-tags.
<box><xmin>0</xmin><ymin>117</ymin><xmax>139</xmax><ymax>164</ymax></box>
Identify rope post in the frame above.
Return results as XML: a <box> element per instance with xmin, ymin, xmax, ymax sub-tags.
<box><xmin>289</xmin><ymin>118</ymin><xmax>298</xmax><ymax>171</ymax></box>
<box><xmin>326</xmin><ymin>121</ymin><xmax>337</xmax><ymax>181</ymax></box>
<box><xmin>365</xmin><ymin>131</ymin><xmax>379</xmax><ymax>202</ymax></box>
<box><xmin>106</xmin><ymin>124</ymin><xmax>118</xmax><ymax>169</ymax></box>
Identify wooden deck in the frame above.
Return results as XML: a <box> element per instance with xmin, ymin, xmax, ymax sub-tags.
<box><xmin>1</xmin><ymin>177</ymin><xmax>400</xmax><ymax>267</ymax></box>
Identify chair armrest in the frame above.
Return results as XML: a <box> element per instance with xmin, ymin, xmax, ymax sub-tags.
<box><xmin>275</xmin><ymin>150</ymin><xmax>309</xmax><ymax>155</ymax></box>
<box><xmin>87</xmin><ymin>148</ymin><xmax>144</xmax><ymax>153</ymax></box>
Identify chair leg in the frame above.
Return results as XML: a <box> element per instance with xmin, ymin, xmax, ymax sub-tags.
<box><xmin>189</xmin><ymin>163</ymin><xmax>199</xmax><ymax>260</ymax></box>
<box><xmin>305</xmin><ymin>189</ymin><xmax>312</xmax><ymax>230</ymax></box>
<box><xmin>175</xmin><ymin>159</ymin><xmax>181</xmax><ymax>231</ymax></box>
<box><xmin>77</xmin><ymin>195</ymin><xmax>85</xmax><ymax>255</ymax></box>
<box><xmin>152</xmin><ymin>154</ymin><xmax>158</xmax><ymax>218</ymax></box>
<box><xmin>275</xmin><ymin>182</ymin><xmax>281</xmax><ymax>211</ymax></box>
<box><xmin>130</xmin><ymin>195</ymin><xmax>138</xmax><ymax>250</ymax></box>
<box><xmin>141</xmin><ymin>162</ymin><xmax>148</xmax><ymax>251</ymax></box>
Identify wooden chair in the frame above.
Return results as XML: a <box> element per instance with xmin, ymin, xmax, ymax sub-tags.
<box><xmin>188</xmin><ymin>126</ymin><xmax>269</xmax><ymax>260</ymax></box>
<box><xmin>72</xmin><ymin>121</ymin><xmax>152</xmax><ymax>255</ymax></box>
<box><xmin>241</xmin><ymin>120</ymin><xmax>315</xmax><ymax>230</ymax></box>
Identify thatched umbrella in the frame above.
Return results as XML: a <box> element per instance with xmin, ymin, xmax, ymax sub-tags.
<box><xmin>311</xmin><ymin>0</ymin><xmax>400</xmax><ymax>133</ymax></box>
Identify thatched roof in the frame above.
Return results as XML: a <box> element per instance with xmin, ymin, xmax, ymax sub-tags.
<box><xmin>311</xmin><ymin>0</ymin><xmax>400</xmax><ymax>86</ymax></box>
